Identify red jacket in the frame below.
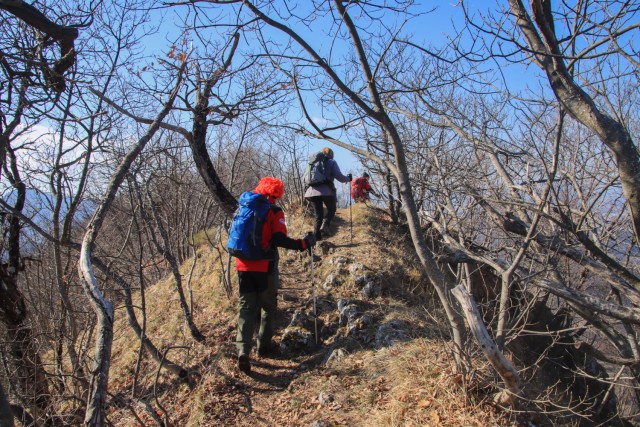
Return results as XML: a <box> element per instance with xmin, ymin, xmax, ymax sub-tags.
<box><xmin>351</xmin><ymin>177</ymin><xmax>373</xmax><ymax>201</ymax></box>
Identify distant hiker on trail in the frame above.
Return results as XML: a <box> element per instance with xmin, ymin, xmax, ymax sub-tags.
<box><xmin>304</xmin><ymin>147</ymin><xmax>352</xmax><ymax>240</ymax></box>
<box><xmin>351</xmin><ymin>172</ymin><xmax>377</xmax><ymax>203</ymax></box>
<box><xmin>227</xmin><ymin>177</ymin><xmax>316</xmax><ymax>374</ymax></box>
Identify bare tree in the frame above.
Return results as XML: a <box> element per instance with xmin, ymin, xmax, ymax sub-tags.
<box><xmin>388</xmin><ymin>47</ymin><xmax>639</xmax><ymax>420</ymax></box>
<box><xmin>0</xmin><ymin>8</ymin><xmax>56</xmax><ymax>420</ymax></box>
<box><xmin>0</xmin><ymin>0</ymin><xmax>83</xmax><ymax>91</ymax></box>
<box><xmin>78</xmin><ymin>61</ymin><xmax>185</xmax><ymax>426</ymax></box>
<box><xmin>0</xmin><ymin>3</ymin><xmax>181</xmax><ymax>424</ymax></box>
<box><xmin>459</xmin><ymin>0</ymin><xmax>640</xmax><ymax>244</ymax></box>
<box><xmin>92</xmin><ymin>33</ymin><xmax>244</xmax><ymax>215</ymax></box>
<box><xmin>131</xmin><ymin>173</ymin><xmax>204</xmax><ymax>341</ymax></box>
<box><xmin>196</xmin><ymin>0</ymin><xmax>469</xmax><ymax>369</ymax></box>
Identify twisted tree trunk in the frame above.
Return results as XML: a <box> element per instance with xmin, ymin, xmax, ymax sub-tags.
<box><xmin>79</xmin><ymin>66</ymin><xmax>185</xmax><ymax>425</ymax></box>
<box><xmin>452</xmin><ymin>284</ymin><xmax>521</xmax><ymax>405</ymax></box>
<box><xmin>508</xmin><ymin>0</ymin><xmax>640</xmax><ymax>245</ymax></box>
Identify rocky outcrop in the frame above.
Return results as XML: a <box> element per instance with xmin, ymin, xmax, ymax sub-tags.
<box><xmin>280</xmin><ymin>255</ymin><xmax>411</xmax><ymax>361</ymax></box>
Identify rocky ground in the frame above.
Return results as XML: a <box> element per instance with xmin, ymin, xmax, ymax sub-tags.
<box><xmin>108</xmin><ymin>206</ymin><xmax>510</xmax><ymax>426</ymax></box>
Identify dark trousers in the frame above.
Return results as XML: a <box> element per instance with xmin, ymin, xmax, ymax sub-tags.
<box><xmin>235</xmin><ymin>268</ymin><xmax>279</xmax><ymax>354</ymax></box>
<box><xmin>309</xmin><ymin>195</ymin><xmax>336</xmax><ymax>240</ymax></box>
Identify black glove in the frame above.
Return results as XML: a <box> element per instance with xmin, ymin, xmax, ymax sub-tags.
<box><xmin>347</xmin><ymin>173</ymin><xmax>353</xmax><ymax>181</ymax></box>
<box><xmin>302</xmin><ymin>234</ymin><xmax>316</xmax><ymax>250</ymax></box>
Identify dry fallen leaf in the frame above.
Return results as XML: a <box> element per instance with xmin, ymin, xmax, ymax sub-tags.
<box><xmin>450</xmin><ymin>373</ymin><xmax>464</xmax><ymax>384</ymax></box>
<box><xmin>418</xmin><ymin>399</ymin><xmax>431</xmax><ymax>408</ymax></box>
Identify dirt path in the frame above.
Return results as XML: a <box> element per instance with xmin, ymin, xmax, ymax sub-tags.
<box><xmin>204</xmin><ymin>213</ymin><xmax>356</xmax><ymax>426</ymax></box>
<box><xmin>112</xmin><ymin>206</ymin><xmax>511</xmax><ymax>427</ymax></box>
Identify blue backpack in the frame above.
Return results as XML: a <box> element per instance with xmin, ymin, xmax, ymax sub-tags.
<box><xmin>227</xmin><ymin>192</ymin><xmax>272</xmax><ymax>260</ymax></box>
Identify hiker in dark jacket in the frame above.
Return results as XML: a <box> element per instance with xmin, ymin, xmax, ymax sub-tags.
<box><xmin>234</xmin><ymin>177</ymin><xmax>316</xmax><ymax>374</ymax></box>
<box><xmin>304</xmin><ymin>147</ymin><xmax>351</xmax><ymax>240</ymax></box>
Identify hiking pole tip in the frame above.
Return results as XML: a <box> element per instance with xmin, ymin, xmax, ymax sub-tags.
<box><xmin>308</xmin><ymin>231</ymin><xmax>318</xmax><ymax>345</ymax></box>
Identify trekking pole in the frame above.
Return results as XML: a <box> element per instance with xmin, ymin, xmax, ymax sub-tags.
<box><xmin>349</xmin><ymin>185</ymin><xmax>353</xmax><ymax>245</ymax></box>
<box><xmin>307</xmin><ymin>231</ymin><xmax>318</xmax><ymax>345</ymax></box>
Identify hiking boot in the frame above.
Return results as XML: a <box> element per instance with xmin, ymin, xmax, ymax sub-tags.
<box><xmin>237</xmin><ymin>353</ymin><xmax>251</xmax><ymax>373</ymax></box>
<box><xmin>320</xmin><ymin>220</ymin><xmax>333</xmax><ymax>236</ymax></box>
<box><xmin>257</xmin><ymin>343</ymin><xmax>279</xmax><ymax>358</ymax></box>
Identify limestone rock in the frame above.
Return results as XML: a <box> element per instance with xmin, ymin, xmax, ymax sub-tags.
<box><xmin>375</xmin><ymin>319</ymin><xmax>410</xmax><ymax>348</ymax></box>
<box><xmin>322</xmin><ymin>273</ymin><xmax>341</xmax><ymax>290</ymax></box>
<box><xmin>280</xmin><ymin>309</ymin><xmax>316</xmax><ymax>354</ymax></box>
<box><xmin>324</xmin><ymin>348</ymin><xmax>347</xmax><ymax>368</ymax></box>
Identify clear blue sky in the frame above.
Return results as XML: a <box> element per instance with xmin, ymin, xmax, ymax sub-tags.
<box><xmin>298</xmin><ymin>1</ymin><xmax>469</xmax><ymax>175</ymax></box>
<box><xmin>144</xmin><ymin>1</ymin><xmax>527</xmax><ymax>180</ymax></box>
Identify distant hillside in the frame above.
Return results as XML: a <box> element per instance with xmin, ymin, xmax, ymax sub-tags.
<box><xmin>1</xmin><ymin>188</ymin><xmax>95</xmax><ymax>253</ymax></box>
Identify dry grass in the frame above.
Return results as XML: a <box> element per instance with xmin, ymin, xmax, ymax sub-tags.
<box><xmin>317</xmin><ymin>340</ymin><xmax>510</xmax><ymax>427</ymax></box>
<box><xmin>104</xmin><ymin>204</ymin><xmax>512</xmax><ymax>426</ymax></box>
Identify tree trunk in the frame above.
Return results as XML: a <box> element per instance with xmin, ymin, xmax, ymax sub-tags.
<box><xmin>143</xmin><ymin>186</ymin><xmax>204</xmax><ymax>342</ymax></box>
<box><xmin>0</xmin><ymin>175</ymin><xmax>51</xmax><ymax>418</ymax></box>
<box><xmin>0</xmin><ymin>273</ymin><xmax>51</xmax><ymax>416</ymax></box>
<box><xmin>188</xmin><ymin>33</ymin><xmax>240</xmax><ymax>216</ymax></box>
<box><xmin>384</xmin><ymin>123</ymin><xmax>468</xmax><ymax>369</ymax></box>
<box><xmin>0</xmin><ymin>0</ymin><xmax>78</xmax><ymax>91</ymax></box>
<box><xmin>452</xmin><ymin>284</ymin><xmax>521</xmax><ymax>404</ymax></box>
<box><xmin>78</xmin><ymin>262</ymin><xmax>113</xmax><ymax>427</ymax></box>
<box><xmin>508</xmin><ymin>0</ymin><xmax>640</xmax><ymax>244</ymax></box>
<box><xmin>91</xmin><ymin>257</ymin><xmax>189</xmax><ymax>379</ymax></box>
<box><xmin>78</xmin><ymin>66</ymin><xmax>185</xmax><ymax>425</ymax></box>
<box><xmin>0</xmin><ymin>383</ymin><xmax>13</xmax><ymax>427</ymax></box>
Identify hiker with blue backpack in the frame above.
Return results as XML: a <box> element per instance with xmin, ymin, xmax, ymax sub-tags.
<box><xmin>304</xmin><ymin>147</ymin><xmax>352</xmax><ymax>240</ymax></box>
<box><xmin>227</xmin><ymin>177</ymin><xmax>316</xmax><ymax>374</ymax></box>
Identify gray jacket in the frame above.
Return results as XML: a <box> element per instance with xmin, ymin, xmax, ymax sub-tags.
<box><xmin>304</xmin><ymin>158</ymin><xmax>350</xmax><ymax>198</ymax></box>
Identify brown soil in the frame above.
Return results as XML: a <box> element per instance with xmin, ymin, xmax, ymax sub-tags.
<box><xmin>108</xmin><ymin>205</ymin><xmax>509</xmax><ymax>426</ymax></box>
